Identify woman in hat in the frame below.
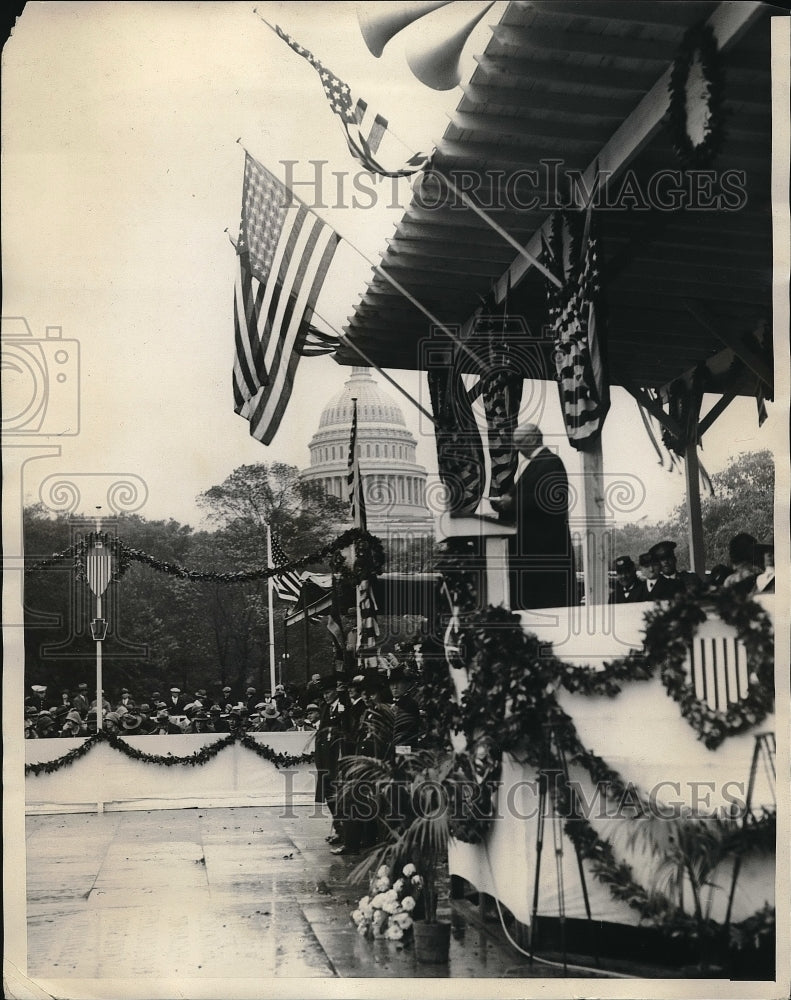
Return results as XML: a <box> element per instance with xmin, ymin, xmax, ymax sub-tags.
<box><xmin>61</xmin><ymin>709</ymin><xmax>85</xmax><ymax>737</ymax></box>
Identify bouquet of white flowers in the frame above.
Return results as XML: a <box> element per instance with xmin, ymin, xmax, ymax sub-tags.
<box><xmin>351</xmin><ymin>864</ymin><xmax>424</xmax><ymax>941</ymax></box>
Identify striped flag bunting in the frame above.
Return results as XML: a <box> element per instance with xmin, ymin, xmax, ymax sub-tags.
<box><xmin>427</xmin><ymin>360</ymin><xmax>486</xmax><ymax>516</ymax></box>
<box><xmin>269</xmin><ymin>535</ymin><xmax>304</xmax><ymax>603</ymax></box>
<box><xmin>299</xmin><ymin>324</ymin><xmax>340</xmax><ymax>358</ymax></box>
<box><xmin>274</xmin><ymin>25</ymin><xmax>429</xmax><ymax>178</ymax></box>
<box><xmin>346</xmin><ymin>398</ymin><xmax>367</xmax><ymax>529</ymax></box>
<box><xmin>545</xmin><ymin>208</ymin><xmax>610</xmax><ymax>450</ymax></box>
<box><xmin>233</xmin><ymin>152</ymin><xmax>340</xmax><ymax>446</ymax></box>
<box><xmin>357</xmin><ymin>577</ymin><xmax>380</xmax><ymax>657</ymax></box>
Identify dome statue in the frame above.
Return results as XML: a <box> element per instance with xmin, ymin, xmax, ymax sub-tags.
<box><xmin>300</xmin><ymin>367</ymin><xmax>433</xmax><ymax>538</ymax></box>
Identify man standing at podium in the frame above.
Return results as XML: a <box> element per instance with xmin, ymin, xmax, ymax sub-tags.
<box><xmin>491</xmin><ymin>422</ymin><xmax>576</xmax><ymax>611</ymax></box>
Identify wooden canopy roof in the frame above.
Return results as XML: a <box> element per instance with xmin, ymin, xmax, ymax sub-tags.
<box><xmin>337</xmin><ymin>0</ymin><xmax>780</xmax><ymax>402</ymax></box>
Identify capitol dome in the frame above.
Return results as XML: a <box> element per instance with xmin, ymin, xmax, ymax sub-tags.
<box><xmin>300</xmin><ymin>367</ymin><xmax>433</xmax><ymax>538</ymax></box>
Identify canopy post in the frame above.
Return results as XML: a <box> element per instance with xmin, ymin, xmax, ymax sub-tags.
<box><xmin>580</xmin><ymin>440</ymin><xmax>609</xmax><ymax>609</ymax></box>
<box><xmin>685</xmin><ymin>442</ymin><xmax>706</xmax><ymax>574</ymax></box>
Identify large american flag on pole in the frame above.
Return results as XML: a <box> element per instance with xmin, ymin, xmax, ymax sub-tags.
<box><xmin>269</xmin><ymin>535</ymin><xmax>304</xmax><ymax>603</ymax></box>
<box><xmin>232</xmin><ymin>152</ymin><xmax>340</xmax><ymax>446</ymax></box>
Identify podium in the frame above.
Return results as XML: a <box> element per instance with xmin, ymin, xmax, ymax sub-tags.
<box><xmin>436</xmin><ymin>511</ymin><xmax>516</xmax><ymax>609</ymax></box>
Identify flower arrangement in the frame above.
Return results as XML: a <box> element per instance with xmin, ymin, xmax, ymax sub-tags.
<box><xmin>351</xmin><ymin>864</ymin><xmax>424</xmax><ymax>941</ymax></box>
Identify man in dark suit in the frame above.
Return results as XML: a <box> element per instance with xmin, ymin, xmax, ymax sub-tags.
<box><xmin>648</xmin><ymin>540</ymin><xmax>701</xmax><ymax>600</ymax></box>
<box><xmin>610</xmin><ymin>555</ymin><xmax>648</xmax><ymax>604</ymax></box>
<box><xmin>491</xmin><ymin>422</ymin><xmax>576</xmax><ymax>611</ymax></box>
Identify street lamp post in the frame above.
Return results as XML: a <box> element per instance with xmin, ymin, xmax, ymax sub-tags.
<box><xmin>86</xmin><ymin>509</ymin><xmax>112</xmax><ymax>733</ymax></box>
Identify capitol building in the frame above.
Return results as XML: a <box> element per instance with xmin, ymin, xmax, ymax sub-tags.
<box><xmin>300</xmin><ymin>367</ymin><xmax>434</xmax><ymax>542</ymax></box>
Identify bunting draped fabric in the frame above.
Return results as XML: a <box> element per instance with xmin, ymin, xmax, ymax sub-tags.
<box><xmin>427</xmin><ymin>358</ymin><xmax>485</xmax><ymax>516</ymax></box>
<box><xmin>233</xmin><ymin>152</ymin><xmax>340</xmax><ymax>446</ymax></box>
<box><xmin>545</xmin><ymin>209</ymin><xmax>610</xmax><ymax>451</ymax></box>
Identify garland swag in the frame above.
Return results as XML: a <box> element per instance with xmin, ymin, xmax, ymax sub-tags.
<box><xmin>26</xmin><ymin>527</ymin><xmax>384</xmax><ymax>586</ymax></box>
<box><xmin>668</xmin><ymin>21</ymin><xmax>726</xmax><ymax>168</ymax></box>
<box><xmin>26</xmin><ymin>729</ymin><xmax>314</xmax><ymax>775</ymax></box>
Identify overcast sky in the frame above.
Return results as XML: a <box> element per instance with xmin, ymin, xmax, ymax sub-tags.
<box><xmin>2</xmin><ymin>1</ymin><xmax>784</xmax><ymax>537</ymax></box>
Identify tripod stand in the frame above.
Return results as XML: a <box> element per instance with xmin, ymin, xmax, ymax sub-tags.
<box><xmin>527</xmin><ymin>722</ymin><xmax>597</xmax><ymax>973</ymax></box>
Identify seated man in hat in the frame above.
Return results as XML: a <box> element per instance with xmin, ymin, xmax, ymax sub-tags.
<box><xmin>647</xmin><ymin>540</ymin><xmax>701</xmax><ymax>601</ymax></box>
<box><xmin>638</xmin><ymin>551</ymin><xmax>661</xmax><ymax>597</ymax></box>
<box><xmin>610</xmin><ymin>555</ymin><xmax>648</xmax><ymax>604</ymax></box>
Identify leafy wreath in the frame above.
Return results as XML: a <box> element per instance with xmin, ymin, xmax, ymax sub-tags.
<box><xmin>668</xmin><ymin>21</ymin><xmax>726</xmax><ymax>168</ymax></box>
<box><xmin>641</xmin><ymin>587</ymin><xmax>775</xmax><ymax>750</ymax></box>
<box><xmin>328</xmin><ymin>532</ymin><xmax>386</xmax><ymax>587</ymax></box>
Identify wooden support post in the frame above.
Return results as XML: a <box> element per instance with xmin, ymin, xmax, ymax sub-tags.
<box><xmin>580</xmin><ymin>440</ymin><xmax>608</xmax><ymax>609</ymax></box>
<box><xmin>685</xmin><ymin>442</ymin><xmax>705</xmax><ymax>574</ymax></box>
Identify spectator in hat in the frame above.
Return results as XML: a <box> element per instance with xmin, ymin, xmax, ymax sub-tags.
<box><xmin>152</xmin><ymin>708</ymin><xmax>171</xmax><ymax>735</ymax></box>
<box><xmin>116</xmin><ymin>688</ymin><xmax>135</xmax><ymax>712</ymax></box>
<box><xmin>103</xmin><ymin>712</ymin><xmax>122</xmax><ymax>734</ymax></box>
<box><xmin>167</xmin><ymin>687</ymin><xmax>188</xmax><ymax>713</ymax></box>
<box><xmin>490</xmin><ymin>422</ymin><xmax>577</xmax><ymax>611</ymax></box>
<box><xmin>306</xmin><ymin>673</ymin><xmax>323</xmax><ymax>702</ymax></box>
<box><xmin>137</xmin><ymin>704</ymin><xmax>158</xmax><ymax>735</ymax></box>
<box><xmin>244</xmin><ymin>687</ymin><xmax>259</xmax><ymax>715</ymax></box>
<box><xmin>315</xmin><ymin>678</ymin><xmax>348</xmax><ymax>848</ymax></box>
<box><xmin>121</xmin><ymin>712</ymin><xmax>143</xmax><ymax>735</ymax></box>
<box><xmin>259</xmin><ymin>702</ymin><xmax>287</xmax><ymax>732</ymax></box>
<box><xmin>31</xmin><ymin>684</ymin><xmax>48</xmax><ymax>711</ymax></box>
<box><xmin>723</xmin><ymin>533</ymin><xmax>766</xmax><ymax>594</ymax></box>
<box><xmin>287</xmin><ymin>705</ymin><xmax>312</xmax><ymax>732</ymax></box>
<box><xmin>304</xmin><ymin>703</ymin><xmax>321</xmax><ymax>730</ymax></box>
<box><xmin>388</xmin><ymin>666</ymin><xmax>421</xmax><ymax>757</ymax></box>
<box><xmin>85</xmin><ymin>707</ymin><xmax>99</xmax><ymax>735</ymax></box>
<box><xmin>344</xmin><ymin>676</ymin><xmax>367</xmax><ymax>752</ymax></box>
<box><xmin>610</xmin><ymin>556</ymin><xmax>648</xmax><ymax>604</ymax></box>
<box><xmin>36</xmin><ymin>710</ymin><xmax>57</xmax><ymax>738</ymax></box>
<box><xmin>71</xmin><ymin>683</ymin><xmax>90</xmax><ymax>718</ymax></box>
<box><xmin>647</xmin><ymin>540</ymin><xmax>701</xmax><ymax>601</ymax></box>
<box><xmin>61</xmin><ymin>709</ymin><xmax>85</xmax><ymax>737</ymax></box>
<box><xmin>59</xmin><ymin>689</ymin><xmax>72</xmax><ymax>710</ymax></box>
<box><xmin>25</xmin><ymin>716</ymin><xmax>39</xmax><ymax>739</ymax></box>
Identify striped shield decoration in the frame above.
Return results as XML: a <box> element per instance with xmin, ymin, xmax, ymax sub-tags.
<box><xmin>86</xmin><ymin>540</ymin><xmax>113</xmax><ymax>597</ymax></box>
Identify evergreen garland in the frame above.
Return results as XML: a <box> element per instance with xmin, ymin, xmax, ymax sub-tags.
<box><xmin>25</xmin><ymin>729</ymin><xmax>314</xmax><ymax>775</ymax></box>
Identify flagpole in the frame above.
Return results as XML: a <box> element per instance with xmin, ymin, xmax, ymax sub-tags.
<box><xmin>266</xmin><ymin>524</ymin><xmax>277</xmax><ymax>696</ymax></box>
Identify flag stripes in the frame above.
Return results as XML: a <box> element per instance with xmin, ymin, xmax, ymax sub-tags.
<box><xmin>269</xmin><ymin>535</ymin><xmax>303</xmax><ymax>602</ymax></box>
<box><xmin>233</xmin><ymin>153</ymin><xmax>340</xmax><ymax>446</ymax></box>
<box><xmin>545</xmin><ymin>210</ymin><xmax>610</xmax><ymax>450</ymax></box>
<box><xmin>86</xmin><ymin>544</ymin><xmax>113</xmax><ymax>598</ymax></box>
<box><xmin>358</xmin><ymin>577</ymin><xmax>380</xmax><ymax>656</ymax></box>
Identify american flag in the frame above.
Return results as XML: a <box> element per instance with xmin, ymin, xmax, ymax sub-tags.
<box><xmin>344</xmin><ymin>397</ymin><xmax>379</xmax><ymax>658</ymax></box>
<box><xmin>233</xmin><ymin>153</ymin><xmax>340</xmax><ymax>446</ymax></box>
<box><xmin>546</xmin><ymin>208</ymin><xmax>610</xmax><ymax>450</ymax></box>
<box><xmin>269</xmin><ymin>535</ymin><xmax>303</xmax><ymax>603</ymax></box>
<box><xmin>274</xmin><ymin>26</ymin><xmax>428</xmax><ymax>178</ymax></box>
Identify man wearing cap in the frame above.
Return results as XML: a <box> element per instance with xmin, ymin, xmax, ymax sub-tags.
<box><xmin>116</xmin><ymin>688</ymin><xmax>135</xmax><ymax>712</ymax></box>
<box><xmin>610</xmin><ymin>556</ymin><xmax>648</xmax><ymax>604</ymax></box>
<box><xmin>71</xmin><ymin>683</ymin><xmax>90</xmax><ymax>717</ymax></box>
<box><xmin>490</xmin><ymin>422</ymin><xmax>576</xmax><ymax>611</ymax></box>
<box><xmin>648</xmin><ymin>541</ymin><xmax>700</xmax><ymax>601</ymax></box>
<box><xmin>388</xmin><ymin>666</ymin><xmax>421</xmax><ymax>756</ymax></box>
<box><xmin>315</xmin><ymin>679</ymin><xmax>348</xmax><ymax>847</ymax></box>
<box><xmin>304</xmin><ymin>703</ymin><xmax>321</xmax><ymax>730</ymax></box>
<box><xmin>167</xmin><ymin>687</ymin><xmax>188</xmax><ymax>713</ymax></box>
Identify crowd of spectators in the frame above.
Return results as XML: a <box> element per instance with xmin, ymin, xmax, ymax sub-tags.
<box><xmin>609</xmin><ymin>534</ymin><xmax>775</xmax><ymax>604</ymax></box>
<box><xmin>23</xmin><ymin>667</ymin><xmax>407</xmax><ymax>742</ymax></box>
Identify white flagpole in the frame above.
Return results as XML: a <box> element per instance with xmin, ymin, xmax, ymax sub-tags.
<box><xmin>266</xmin><ymin>524</ymin><xmax>277</xmax><ymax>695</ymax></box>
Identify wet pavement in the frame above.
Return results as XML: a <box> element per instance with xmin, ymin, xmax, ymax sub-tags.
<box><xmin>24</xmin><ymin>804</ymin><xmax>606</xmax><ymax>986</ymax></box>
